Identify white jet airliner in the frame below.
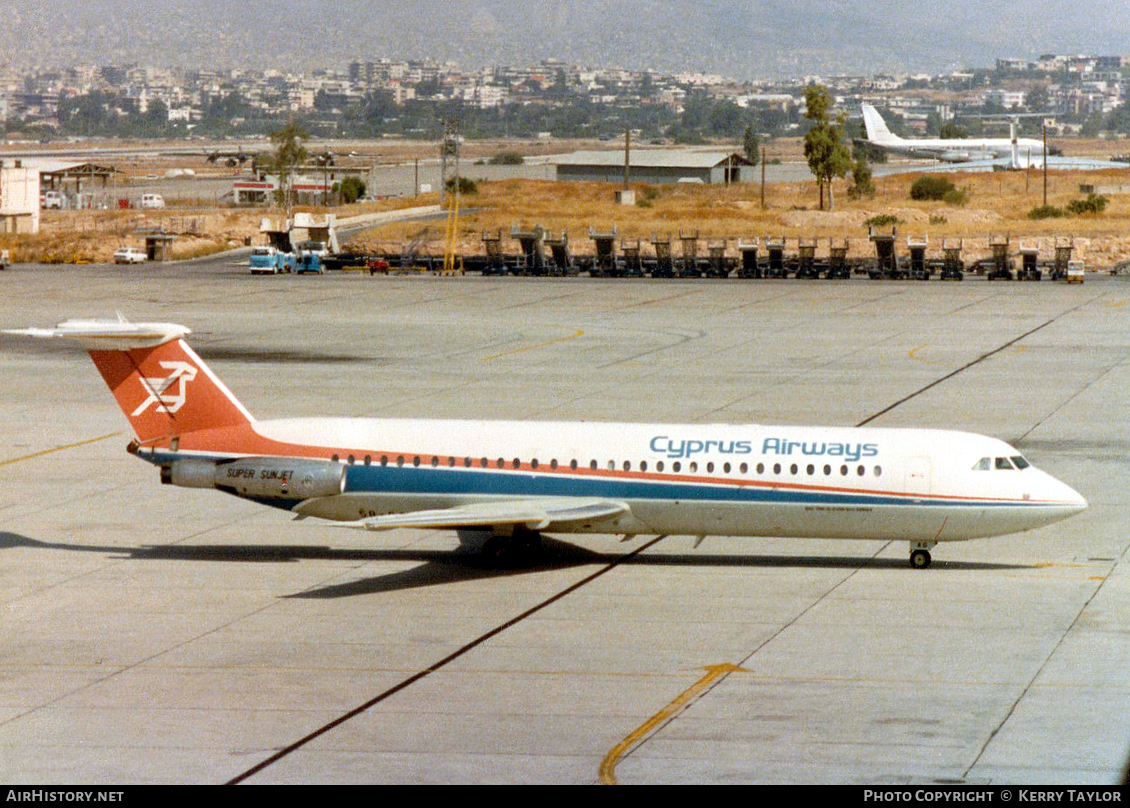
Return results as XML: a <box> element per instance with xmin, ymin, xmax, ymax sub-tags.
<box><xmin>5</xmin><ymin>318</ymin><xmax>1087</xmax><ymax>569</ymax></box>
<box><xmin>861</xmin><ymin>102</ymin><xmax>1048</xmax><ymax>169</ymax></box>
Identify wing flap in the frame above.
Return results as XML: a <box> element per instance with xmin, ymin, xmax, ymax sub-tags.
<box><xmin>354</xmin><ymin>498</ymin><xmax>630</xmax><ymax>532</ymax></box>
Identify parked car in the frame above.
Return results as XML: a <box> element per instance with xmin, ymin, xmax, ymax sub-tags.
<box><xmin>113</xmin><ymin>247</ymin><xmax>146</xmax><ymax>264</ymax></box>
<box><xmin>139</xmin><ymin>194</ymin><xmax>165</xmax><ymax>210</ymax></box>
<box><xmin>41</xmin><ymin>190</ymin><xmax>65</xmax><ymax>210</ymax></box>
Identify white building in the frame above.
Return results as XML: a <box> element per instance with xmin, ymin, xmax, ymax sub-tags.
<box><xmin>0</xmin><ymin>160</ymin><xmax>39</xmax><ymax>234</ymax></box>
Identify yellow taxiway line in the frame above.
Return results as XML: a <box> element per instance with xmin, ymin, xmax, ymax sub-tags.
<box><xmin>599</xmin><ymin>662</ymin><xmax>747</xmax><ymax>785</ymax></box>
<box><xmin>0</xmin><ymin>433</ymin><xmax>121</xmax><ymax>468</ymax></box>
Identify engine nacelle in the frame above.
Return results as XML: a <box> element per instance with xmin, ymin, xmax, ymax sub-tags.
<box><xmin>161</xmin><ymin>457</ymin><xmax>346</xmax><ymax>501</ymax></box>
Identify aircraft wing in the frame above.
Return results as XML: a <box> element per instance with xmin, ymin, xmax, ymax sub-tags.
<box><xmin>348</xmin><ymin>498</ymin><xmax>631</xmax><ymax>532</ymax></box>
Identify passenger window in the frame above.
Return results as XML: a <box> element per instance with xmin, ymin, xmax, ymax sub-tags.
<box><xmin>640</xmin><ymin>461</ymin><xmax>648</xmax><ymax>472</ymax></box>
<box><xmin>707</xmin><ymin>462</ymin><xmax>715</xmax><ymax>473</ymax></box>
<box><xmin>672</xmin><ymin>461</ymin><xmax>681</xmax><ymax>472</ymax></box>
<box><xmin>973</xmin><ymin>457</ymin><xmax>991</xmax><ymax>471</ymax></box>
<box><xmin>995</xmin><ymin>457</ymin><xmax>1015</xmax><ymax>470</ymax></box>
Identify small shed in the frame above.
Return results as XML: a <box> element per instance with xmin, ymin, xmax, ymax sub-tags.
<box><xmin>134</xmin><ymin>228</ymin><xmax>176</xmax><ymax>262</ymax></box>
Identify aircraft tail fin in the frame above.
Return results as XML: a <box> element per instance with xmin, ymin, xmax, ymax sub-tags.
<box><xmin>861</xmin><ymin>103</ymin><xmax>900</xmax><ymax>144</ymax></box>
<box><xmin>4</xmin><ymin>318</ymin><xmax>254</xmax><ymax>444</ymax></box>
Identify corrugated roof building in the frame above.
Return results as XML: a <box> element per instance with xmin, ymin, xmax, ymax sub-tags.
<box><xmin>553</xmin><ymin>149</ymin><xmax>755</xmax><ymax>185</ymax></box>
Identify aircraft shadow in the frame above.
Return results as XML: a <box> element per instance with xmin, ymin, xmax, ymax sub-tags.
<box><xmin>0</xmin><ymin>531</ymin><xmax>1025</xmax><ymax>599</ymax></box>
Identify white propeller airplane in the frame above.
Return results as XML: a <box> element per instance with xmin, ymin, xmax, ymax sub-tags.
<box><xmin>5</xmin><ymin>318</ymin><xmax>1087</xmax><ymax>569</ymax></box>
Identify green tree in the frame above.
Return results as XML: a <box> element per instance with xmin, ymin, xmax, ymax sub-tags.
<box><xmin>338</xmin><ymin>176</ymin><xmax>366</xmax><ymax>204</ymax></box>
<box><xmin>742</xmin><ymin>124</ymin><xmax>761</xmax><ymax>165</ymax></box>
<box><xmin>803</xmin><ymin>85</ymin><xmax>853</xmax><ymax>210</ymax></box>
<box><xmin>939</xmin><ymin>121</ymin><xmax>970</xmax><ymax>139</ymax></box>
<box><xmin>266</xmin><ymin>119</ymin><xmax>310</xmax><ymax>209</ymax></box>
<box><xmin>847</xmin><ymin>142</ymin><xmax>874</xmax><ymax>200</ymax></box>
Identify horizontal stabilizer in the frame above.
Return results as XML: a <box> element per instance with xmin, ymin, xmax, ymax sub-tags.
<box><xmin>327</xmin><ymin>498</ymin><xmax>630</xmax><ymax>532</ymax></box>
<box><xmin>4</xmin><ymin>318</ymin><xmax>190</xmax><ymax>350</ymax></box>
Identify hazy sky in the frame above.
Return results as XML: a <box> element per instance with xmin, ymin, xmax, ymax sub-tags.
<box><xmin>7</xmin><ymin>1</ymin><xmax>1129</xmax><ymax>78</ymax></box>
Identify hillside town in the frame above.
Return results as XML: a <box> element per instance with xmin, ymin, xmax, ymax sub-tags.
<box><xmin>2</xmin><ymin>53</ymin><xmax>1128</xmax><ymax>142</ymax></box>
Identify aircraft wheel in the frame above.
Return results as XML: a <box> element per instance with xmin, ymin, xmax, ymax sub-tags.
<box><xmin>481</xmin><ymin>536</ymin><xmax>511</xmax><ymax>566</ymax></box>
<box><xmin>481</xmin><ymin>530</ymin><xmax>543</xmax><ymax>568</ymax></box>
<box><xmin>910</xmin><ymin>549</ymin><xmax>932</xmax><ymax>569</ymax></box>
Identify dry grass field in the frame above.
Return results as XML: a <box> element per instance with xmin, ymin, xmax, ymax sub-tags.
<box><xmin>351</xmin><ymin>166</ymin><xmax>1130</xmax><ymax>267</ymax></box>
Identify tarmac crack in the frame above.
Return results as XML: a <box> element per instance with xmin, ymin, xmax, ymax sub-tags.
<box><xmin>226</xmin><ymin>534</ymin><xmax>670</xmax><ymax>785</ymax></box>
<box><xmin>854</xmin><ymin>293</ymin><xmax>1102</xmax><ymax>427</ymax></box>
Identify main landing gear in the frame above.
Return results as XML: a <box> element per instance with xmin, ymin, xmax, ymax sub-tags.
<box><xmin>459</xmin><ymin>526</ymin><xmax>544</xmax><ymax>567</ymax></box>
<box><xmin>909</xmin><ymin>541</ymin><xmax>936</xmax><ymax>569</ymax></box>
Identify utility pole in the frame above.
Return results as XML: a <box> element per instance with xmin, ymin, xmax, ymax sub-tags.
<box><xmin>760</xmin><ymin>147</ymin><xmax>766</xmax><ymax>209</ymax></box>
<box><xmin>624</xmin><ymin>127</ymin><xmax>631</xmax><ymax>188</ymax></box>
<box><xmin>1043</xmin><ymin>123</ymin><xmax>1049</xmax><ymax>207</ymax></box>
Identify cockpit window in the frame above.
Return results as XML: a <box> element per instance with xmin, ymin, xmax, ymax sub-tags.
<box><xmin>1011</xmin><ymin>456</ymin><xmax>1030</xmax><ymax>470</ymax></box>
<box><xmin>995</xmin><ymin>457</ymin><xmax>1015</xmax><ymax>470</ymax></box>
<box><xmin>973</xmin><ymin>457</ymin><xmax>991</xmax><ymax>471</ymax></box>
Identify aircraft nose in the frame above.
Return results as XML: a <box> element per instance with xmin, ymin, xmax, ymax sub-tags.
<box><xmin>1044</xmin><ymin>473</ymin><xmax>1087</xmax><ymax>514</ymax></box>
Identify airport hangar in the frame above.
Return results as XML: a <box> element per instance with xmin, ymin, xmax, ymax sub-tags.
<box><xmin>0</xmin><ymin>260</ymin><xmax>1127</xmax><ymax>785</ymax></box>
<box><xmin>553</xmin><ymin>149</ymin><xmax>756</xmax><ymax>184</ymax></box>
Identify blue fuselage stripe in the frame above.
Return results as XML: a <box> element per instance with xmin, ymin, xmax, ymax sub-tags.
<box><xmin>336</xmin><ymin>464</ymin><xmax>1038</xmax><ymax>509</ymax></box>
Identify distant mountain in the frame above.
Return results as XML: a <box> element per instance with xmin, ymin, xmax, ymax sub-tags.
<box><xmin>6</xmin><ymin>0</ymin><xmax>1129</xmax><ymax>79</ymax></box>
